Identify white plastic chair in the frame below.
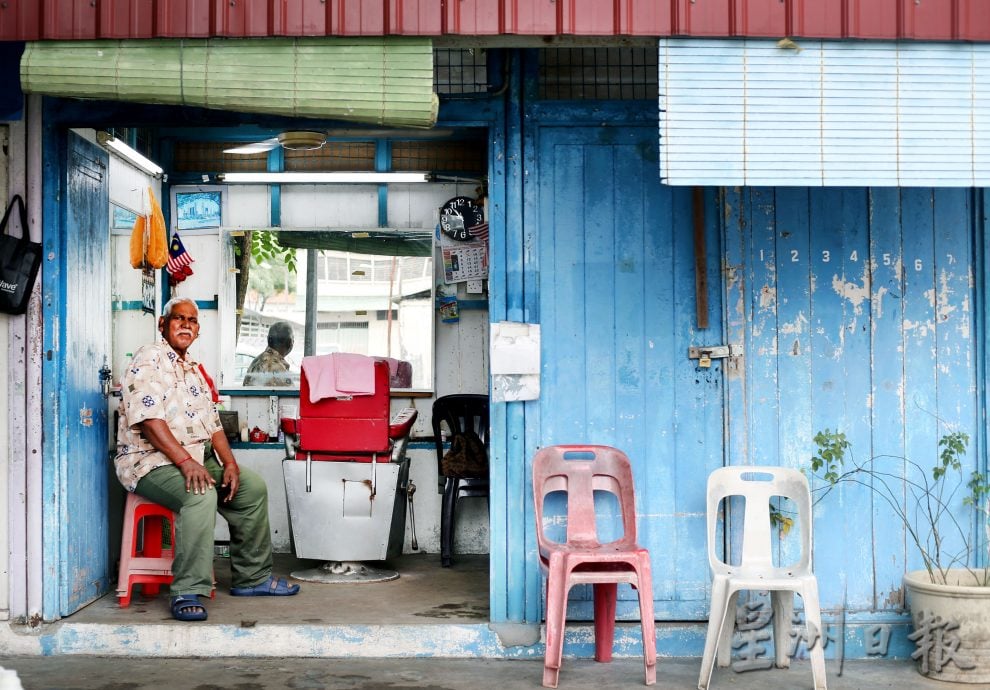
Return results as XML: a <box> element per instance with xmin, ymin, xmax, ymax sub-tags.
<box><xmin>698</xmin><ymin>466</ymin><xmax>826</xmax><ymax>690</ymax></box>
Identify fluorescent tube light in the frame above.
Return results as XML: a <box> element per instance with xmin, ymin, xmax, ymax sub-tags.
<box><xmin>96</xmin><ymin>132</ymin><xmax>164</xmax><ymax>178</ymax></box>
<box><xmin>216</xmin><ymin>172</ymin><xmax>430</xmax><ymax>184</ymax></box>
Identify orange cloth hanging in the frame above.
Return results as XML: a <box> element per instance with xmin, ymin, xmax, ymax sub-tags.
<box><xmin>128</xmin><ymin>214</ymin><xmax>147</xmax><ymax>269</ymax></box>
<box><xmin>128</xmin><ymin>187</ymin><xmax>168</xmax><ymax>269</ymax></box>
<box><xmin>146</xmin><ymin>187</ymin><xmax>168</xmax><ymax>269</ymax></box>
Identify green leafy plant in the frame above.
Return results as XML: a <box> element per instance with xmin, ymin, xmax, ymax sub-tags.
<box><xmin>231</xmin><ymin>230</ymin><xmax>298</xmax><ymax>338</ymax></box>
<box><xmin>250</xmin><ymin>230</ymin><xmax>298</xmax><ymax>274</ymax></box>
<box><xmin>809</xmin><ymin>429</ymin><xmax>850</xmax><ymax>484</ymax></box>
<box><xmin>806</xmin><ymin>428</ymin><xmax>989</xmax><ymax>586</ymax></box>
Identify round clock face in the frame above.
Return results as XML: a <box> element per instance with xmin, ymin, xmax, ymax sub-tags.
<box><xmin>439</xmin><ymin>196</ymin><xmax>483</xmax><ymax>242</ymax></box>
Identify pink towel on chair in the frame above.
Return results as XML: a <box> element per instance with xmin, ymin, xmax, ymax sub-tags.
<box><xmin>302</xmin><ymin>353</ymin><xmax>377</xmax><ymax>403</ymax></box>
<box><xmin>374</xmin><ymin>357</ymin><xmax>412</xmax><ymax>388</ymax></box>
<box><xmin>332</xmin><ymin>353</ymin><xmax>376</xmax><ymax>396</ymax></box>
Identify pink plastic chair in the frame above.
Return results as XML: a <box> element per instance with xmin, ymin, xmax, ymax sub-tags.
<box><xmin>532</xmin><ymin>445</ymin><xmax>657</xmax><ymax>688</ymax></box>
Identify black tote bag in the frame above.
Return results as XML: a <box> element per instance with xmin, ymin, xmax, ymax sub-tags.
<box><xmin>0</xmin><ymin>195</ymin><xmax>42</xmax><ymax>315</ymax></box>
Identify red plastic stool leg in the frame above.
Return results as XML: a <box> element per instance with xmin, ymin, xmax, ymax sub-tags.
<box><xmin>139</xmin><ymin>512</ymin><xmax>167</xmax><ymax>597</ymax></box>
<box><xmin>592</xmin><ymin>582</ymin><xmax>618</xmax><ymax>663</ymax></box>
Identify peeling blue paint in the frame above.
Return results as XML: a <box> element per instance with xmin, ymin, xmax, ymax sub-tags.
<box><xmin>724</xmin><ymin>186</ymin><xmax>982</xmax><ymax>613</ymax></box>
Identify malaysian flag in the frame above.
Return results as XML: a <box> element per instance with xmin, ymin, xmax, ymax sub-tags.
<box><xmin>166</xmin><ymin>232</ymin><xmax>194</xmax><ymax>283</ymax></box>
<box><xmin>468</xmin><ymin>222</ymin><xmax>489</xmax><ymax>243</ymax></box>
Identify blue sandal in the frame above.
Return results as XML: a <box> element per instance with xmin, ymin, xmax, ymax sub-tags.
<box><xmin>230</xmin><ymin>575</ymin><xmax>300</xmax><ymax>597</ymax></box>
<box><xmin>170</xmin><ymin>594</ymin><xmax>208</xmax><ymax>621</ymax></box>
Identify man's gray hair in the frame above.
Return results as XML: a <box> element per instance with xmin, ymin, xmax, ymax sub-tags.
<box><xmin>162</xmin><ymin>297</ymin><xmax>198</xmax><ymax>319</ymax></box>
<box><xmin>267</xmin><ymin>321</ymin><xmax>294</xmax><ymax>349</ymax></box>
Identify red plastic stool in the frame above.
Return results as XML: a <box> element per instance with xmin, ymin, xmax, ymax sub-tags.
<box><xmin>116</xmin><ymin>492</ymin><xmax>215</xmax><ymax>607</ymax></box>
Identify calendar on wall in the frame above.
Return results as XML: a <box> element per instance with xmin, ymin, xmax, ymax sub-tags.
<box><xmin>441</xmin><ymin>241</ymin><xmax>488</xmax><ymax>284</ymax></box>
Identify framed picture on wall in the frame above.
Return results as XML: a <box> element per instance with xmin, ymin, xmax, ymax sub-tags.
<box><xmin>173</xmin><ymin>188</ymin><xmax>222</xmax><ymax>230</ymax></box>
<box><xmin>141</xmin><ymin>267</ymin><xmax>155</xmax><ymax>315</ymax></box>
<box><xmin>111</xmin><ymin>203</ymin><xmax>138</xmax><ymax>230</ymax></box>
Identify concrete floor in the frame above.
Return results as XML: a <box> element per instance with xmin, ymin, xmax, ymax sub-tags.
<box><xmin>70</xmin><ymin>551</ymin><xmax>490</xmax><ymax>627</ymax></box>
<box><xmin>0</xmin><ymin>656</ymin><xmax>955</xmax><ymax>690</ymax></box>
<box><xmin>0</xmin><ymin>552</ymin><xmax>507</xmax><ymax>659</ymax></box>
<box><xmin>0</xmin><ymin>552</ymin><xmax>958</xmax><ymax>689</ymax></box>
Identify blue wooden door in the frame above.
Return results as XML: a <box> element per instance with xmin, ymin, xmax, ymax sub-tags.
<box><xmin>722</xmin><ymin>187</ymin><xmax>981</xmax><ymax>612</ymax></box>
<box><xmin>43</xmin><ymin>131</ymin><xmax>112</xmax><ymax>618</ymax></box>
<box><xmin>533</xmin><ymin>124</ymin><xmax>725</xmax><ymax>619</ymax></box>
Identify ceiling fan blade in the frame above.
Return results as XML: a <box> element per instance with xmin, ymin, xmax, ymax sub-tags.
<box><xmin>224</xmin><ymin>138</ymin><xmax>280</xmax><ymax>154</ymax></box>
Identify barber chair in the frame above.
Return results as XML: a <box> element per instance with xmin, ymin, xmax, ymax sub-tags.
<box><xmin>280</xmin><ymin>355</ymin><xmax>418</xmax><ymax>583</ymax></box>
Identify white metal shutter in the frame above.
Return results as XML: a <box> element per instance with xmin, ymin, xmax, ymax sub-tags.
<box><xmin>658</xmin><ymin>39</ymin><xmax>990</xmax><ymax>187</ymax></box>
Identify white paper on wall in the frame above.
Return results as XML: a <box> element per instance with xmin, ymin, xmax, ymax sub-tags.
<box><xmin>490</xmin><ymin>321</ymin><xmax>540</xmax><ymax>402</ymax></box>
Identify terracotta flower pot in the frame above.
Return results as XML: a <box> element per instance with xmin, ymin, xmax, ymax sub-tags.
<box><xmin>904</xmin><ymin>569</ymin><xmax>990</xmax><ymax>684</ymax></box>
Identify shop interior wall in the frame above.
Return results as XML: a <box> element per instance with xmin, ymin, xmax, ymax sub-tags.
<box><xmin>110</xmin><ymin>164</ymin><xmax>491</xmax><ymax>556</ymax></box>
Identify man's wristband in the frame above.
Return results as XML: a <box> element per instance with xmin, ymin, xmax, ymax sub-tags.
<box><xmin>173</xmin><ymin>455</ymin><xmax>193</xmax><ymax>466</ymax></box>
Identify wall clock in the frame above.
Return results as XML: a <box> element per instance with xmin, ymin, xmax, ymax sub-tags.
<box><xmin>439</xmin><ymin>196</ymin><xmax>483</xmax><ymax>242</ymax></box>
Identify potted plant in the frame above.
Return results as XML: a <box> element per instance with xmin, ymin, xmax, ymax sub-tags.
<box><xmin>806</xmin><ymin>428</ymin><xmax>990</xmax><ymax>683</ymax></box>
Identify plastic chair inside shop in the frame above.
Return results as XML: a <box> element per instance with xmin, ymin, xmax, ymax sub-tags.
<box><xmin>280</xmin><ymin>354</ymin><xmax>418</xmax><ymax>583</ymax></box>
<box><xmin>431</xmin><ymin>394</ymin><xmax>489</xmax><ymax>567</ymax></box>
<box><xmin>698</xmin><ymin>466</ymin><xmax>826</xmax><ymax>690</ymax></box>
<box><xmin>532</xmin><ymin>445</ymin><xmax>656</xmax><ymax>689</ymax></box>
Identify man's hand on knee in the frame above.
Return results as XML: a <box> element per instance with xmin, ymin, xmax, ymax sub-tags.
<box><xmin>220</xmin><ymin>463</ymin><xmax>240</xmax><ymax>503</ymax></box>
<box><xmin>179</xmin><ymin>461</ymin><xmax>216</xmax><ymax>495</ymax></box>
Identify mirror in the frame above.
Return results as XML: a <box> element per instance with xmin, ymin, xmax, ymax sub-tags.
<box><xmin>222</xmin><ymin>228</ymin><xmax>433</xmax><ymax>390</ymax></box>
<box><xmin>210</xmin><ymin>182</ymin><xmax>450</xmax><ymax>391</ymax></box>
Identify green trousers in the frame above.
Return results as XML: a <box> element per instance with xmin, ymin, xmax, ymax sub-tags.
<box><xmin>134</xmin><ymin>455</ymin><xmax>273</xmax><ymax>596</ymax></box>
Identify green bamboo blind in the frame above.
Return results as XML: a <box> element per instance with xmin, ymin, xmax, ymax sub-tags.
<box><xmin>20</xmin><ymin>37</ymin><xmax>438</xmax><ymax>128</ymax></box>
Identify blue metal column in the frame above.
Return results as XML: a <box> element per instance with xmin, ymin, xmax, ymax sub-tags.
<box><xmin>977</xmin><ymin>189</ymin><xmax>990</xmax><ymax>567</ymax></box>
<box><xmin>489</xmin><ymin>49</ymin><xmax>528</xmax><ymax>624</ymax></box>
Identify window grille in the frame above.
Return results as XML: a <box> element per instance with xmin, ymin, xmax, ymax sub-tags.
<box><xmin>108</xmin><ymin>127</ymin><xmax>154</xmax><ymax>159</ymax></box>
<box><xmin>392</xmin><ymin>139</ymin><xmax>486</xmax><ymax>174</ymax></box>
<box><xmin>285</xmin><ymin>142</ymin><xmax>375</xmax><ymax>171</ymax></box>
<box><xmin>317</xmin><ymin>321</ymin><xmax>367</xmax><ymax>331</ymax></box>
<box><xmin>434</xmin><ymin>48</ymin><xmax>490</xmax><ymax>95</ymax></box>
<box><xmin>174</xmin><ymin>139</ymin><xmax>484</xmax><ymax>176</ymax></box>
<box><xmin>322</xmin><ymin>256</ymin><xmax>348</xmax><ymax>281</ymax></box>
<box><xmin>539</xmin><ymin>48</ymin><xmax>658</xmax><ymax>100</ymax></box>
<box><xmin>174</xmin><ymin>142</ymin><xmax>267</xmax><ymax>173</ymax></box>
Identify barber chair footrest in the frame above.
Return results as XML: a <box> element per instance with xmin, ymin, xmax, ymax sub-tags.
<box><xmin>290</xmin><ymin>560</ymin><xmax>399</xmax><ymax>584</ymax></box>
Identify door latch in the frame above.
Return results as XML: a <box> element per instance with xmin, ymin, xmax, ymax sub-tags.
<box><xmin>688</xmin><ymin>345</ymin><xmax>735</xmax><ymax>369</ymax></box>
<box><xmin>99</xmin><ymin>358</ymin><xmax>113</xmax><ymax>399</ymax></box>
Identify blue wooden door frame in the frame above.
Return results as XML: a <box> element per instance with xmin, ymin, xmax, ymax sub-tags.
<box><xmin>41</xmin><ymin>126</ymin><xmax>112</xmax><ymax>620</ymax></box>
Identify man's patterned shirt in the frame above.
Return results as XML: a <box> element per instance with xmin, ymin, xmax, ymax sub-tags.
<box><xmin>114</xmin><ymin>339</ymin><xmax>221</xmax><ymax>491</ymax></box>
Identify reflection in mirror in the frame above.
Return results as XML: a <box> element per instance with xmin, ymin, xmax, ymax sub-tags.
<box><xmin>222</xmin><ymin>227</ymin><xmax>434</xmax><ymax>390</ymax></box>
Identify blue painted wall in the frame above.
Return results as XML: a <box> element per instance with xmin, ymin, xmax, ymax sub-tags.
<box><xmin>721</xmin><ymin>187</ymin><xmax>983</xmax><ymax>612</ymax></box>
<box><xmin>469</xmin><ymin>55</ymin><xmax>990</xmax><ymax>638</ymax></box>
<box><xmin>523</xmin><ymin>121</ymin><xmax>725</xmax><ymax>622</ymax></box>
<box><xmin>493</xmin><ymin>112</ymin><xmax>986</xmax><ymax>661</ymax></box>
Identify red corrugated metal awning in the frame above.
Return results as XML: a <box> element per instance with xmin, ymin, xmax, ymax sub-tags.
<box><xmin>1</xmin><ymin>0</ymin><xmax>988</xmax><ymax>42</ymax></box>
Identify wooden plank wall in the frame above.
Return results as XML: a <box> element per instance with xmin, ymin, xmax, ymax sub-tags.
<box><xmin>533</xmin><ymin>123</ymin><xmax>725</xmax><ymax>620</ymax></box>
<box><xmin>723</xmin><ymin>186</ymin><xmax>980</xmax><ymax>611</ymax></box>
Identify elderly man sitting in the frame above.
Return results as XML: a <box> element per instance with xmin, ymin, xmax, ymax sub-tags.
<box><xmin>114</xmin><ymin>297</ymin><xmax>299</xmax><ymax>622</ymax></box>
